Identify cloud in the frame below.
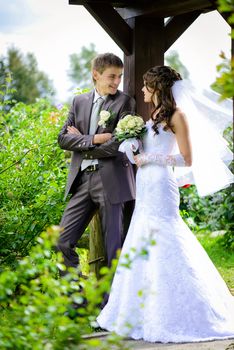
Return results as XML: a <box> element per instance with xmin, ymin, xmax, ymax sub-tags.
<box><xmin>0</xmin><ymin>2</ymin><xmax>230</xmax><ymax>102</ymax></box>
<box><xmin>0</xmin><ymin>0</ymin><xmax>35</xmax><ymax>33</ymax></box>
<box><xmin>0</xmin><ymin>0</ymin><xmax>122</xmax><ymax>102</ymax></box>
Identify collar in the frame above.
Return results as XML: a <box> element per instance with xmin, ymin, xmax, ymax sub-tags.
<box><xmin>93</xmin><ymin>89</ymin><xmax>108</xmax><ymax>103</ymax></box>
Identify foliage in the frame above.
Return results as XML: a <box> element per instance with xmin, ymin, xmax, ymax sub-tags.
<box><xmin>0</xmin><ymin>83</ymin><xmax>69</xmax><ymax>266</ymax></box>
<box><xmin>211</xmin><ymin>0</ymin><xmax>234</xmax><ymax>99</ymax></box>
<box><xmin>180</xmin><ymin>184</ymin><xmax>233</xmax><ymax>233</ymax></box>
<box><xmin>165</xmin><ymin>50</ymin><xmax>190</xmax><ymax>79</ymax></box>
<box><xmin>0</xmin><ymin>226</ymin><xmax>129</xmax><ymax>350</ymax></box>
<box><xmin>0</xmin><ymin>71</ymin><xmax>16</xmax><ymax>113</ymax></box>
<box><xmin>204</xmin><ymin>0</ymin><xmax>234</xmax><ymax>249</ymax></box>
<box><xmin>196</xmin><ymin>232</ymin><xmax>234</xmax><ymax>292</ymax></box>
<box><xmin>0</xmin><ymin>47</ymin><xmax>55</xmax><ymax>108</ymax></box>
<box><xmin>180</xmin><ymin>159</ymin><xmax>234</xmax><ymax>251</ymax></box>
<box><xmin>218</xmin><ymin>0</ymin><xmax>234</xmax><ymax>27</ymax></box>
<box><xmin>179</xmin><ymin>118</ymin><xmax>233</xmax><ymax>250</ymax></box>
<box><xmin>68</xmin><ymin>43</ymin><xmax>98</xmax><ymax>91</ymax></box>
<box><xmin>211</xmin><ymin>51</ymin><xmax>234</xmax><ymax>100</ymax></box>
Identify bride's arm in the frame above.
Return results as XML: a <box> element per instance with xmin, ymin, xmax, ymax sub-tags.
<box><xmin>134</xmin><ymin>110</ymin><xmax>192</xmax><ymax>167</ymax></box>
<box><xmin>171</xmin><ymin>109</ymin><xmax>192</xmax><ymax>166</ymax></box>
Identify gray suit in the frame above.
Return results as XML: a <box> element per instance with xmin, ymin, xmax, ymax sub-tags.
<box><xmin>57</xmin><ymin>89</ymin><xmax>136</xmax><ymax>269</ymax></box>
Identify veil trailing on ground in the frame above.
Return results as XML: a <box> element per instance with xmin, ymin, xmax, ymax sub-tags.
<box><xmin>172</xmin><ymin>80</ymin><xmax>233</xmax><ymax>197</ymax></box>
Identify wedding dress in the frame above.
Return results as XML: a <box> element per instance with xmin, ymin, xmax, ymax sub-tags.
<box><xmin>97</xmin><ymin>119</ymin><xmax>234</xmax><ymax>343</ymax></box>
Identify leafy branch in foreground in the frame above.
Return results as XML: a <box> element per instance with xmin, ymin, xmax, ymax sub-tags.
<box><xmin>0</xmin><ymin>226</ymin><xmax>130</xmax><ymax>350</ymax></box>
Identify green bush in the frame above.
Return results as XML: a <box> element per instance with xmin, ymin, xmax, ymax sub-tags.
<box><xmin>180</xmin><ymin>172</ymin><xmax>234</xmax><ymax>250</ymax></box>
<box><xmin>0</xmin><ymin>226</ymin><xmax>129</xmax><ymax>350</ymax></box>
<box><xmin>179</xmin><ymin>122</ymin><xmax>233</xmax><ymax>250</ymax></box>
<box><xmin>0</xmin><ymin>98</ymin><xmax>69</xmax><ymax>267</ymax></box>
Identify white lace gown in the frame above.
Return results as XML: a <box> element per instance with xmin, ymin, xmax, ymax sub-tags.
<box><xmin>97</xmin><ymin>120</ymin><xmax>234</xmax><ymax>343</ymax></box>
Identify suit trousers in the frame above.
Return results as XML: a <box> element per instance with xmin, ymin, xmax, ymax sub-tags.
<box><xmin>57</xmin><ymin>170</ymin><xmax>124</xmax><ymax>271</ymax></box>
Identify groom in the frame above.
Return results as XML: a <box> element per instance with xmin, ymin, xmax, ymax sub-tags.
<box><xmin>57</xmin><ymin>53</ymin><xmax>136</xmax><ymax>274</ymax></box>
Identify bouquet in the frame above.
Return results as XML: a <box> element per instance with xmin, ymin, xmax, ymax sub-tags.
<box><xmin>115</xmin><ymin>114</ymin><xmax>146</xmax><ymax>164</ymax></box>
<box><xmin>114</xmin><ymin>114</ymin><xmax>146</xmax><ymax>141</ymax></box>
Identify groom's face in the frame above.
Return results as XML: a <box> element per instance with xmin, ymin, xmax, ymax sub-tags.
<box><xmin>93</xmin><ymin>66</ymin><xmax>123</xmax><ymax>96</ymax></box>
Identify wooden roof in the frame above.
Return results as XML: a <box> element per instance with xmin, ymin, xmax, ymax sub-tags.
<box><xmin>69</xmin><ymin>0</ymin><xmax>224</xmax><ymax>117</ymax></box>
<box><xmin>69</xmin><ymin>0</ymin><xmax>216</xmax><ymax>18</ymax></box>
<box><xmin>69</xmin><ymin>0</ymin><xmax>217</xmax><ymax>55</ymax></box>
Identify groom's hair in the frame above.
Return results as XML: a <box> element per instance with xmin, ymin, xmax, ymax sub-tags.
<box><xmin>91</xmin><ymin>53</ymin><xmax>123</xmax><ymax>82</ymax></box>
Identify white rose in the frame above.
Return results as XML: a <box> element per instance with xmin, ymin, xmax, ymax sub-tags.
<box><xmin>98</xmin><ymin>119</ymin><xmax>106</xmax><ymax>126</ymax></box>
<box><xmin>123</xmin><ymin>115</ymin><xmax>132</xmax><ymax>122</ymax></box>
<box><xmin>136</xmin><ymin>117</ymin><xmax>144</xmax><ymax>126</ymax></box>
<box><xmin>127</xmin><ymin>120</ymin><xmax>136</xmax><ymax>129</ymax></box>
<box><xmin>100</xmin><ymin>110</ymin><xmax>111</xmax><ymax>121</ymax></box>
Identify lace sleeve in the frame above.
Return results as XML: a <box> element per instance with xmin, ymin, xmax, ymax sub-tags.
<box><xmin>136</xmin><ymin>153</ymin><xmax>186</xmax><ymax>167</ymax></box>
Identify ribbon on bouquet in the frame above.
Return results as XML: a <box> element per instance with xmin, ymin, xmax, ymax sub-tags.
<box><xmin>118</xmin><ymin>138</ymin><xmax>139</xmax><ymax>164</ymax></box>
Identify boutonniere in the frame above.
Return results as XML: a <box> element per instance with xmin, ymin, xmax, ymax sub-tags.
<box><xmin>98</xmin><ymin>110</ymin><xmax>115</xmax><ymax>128</ymax></box>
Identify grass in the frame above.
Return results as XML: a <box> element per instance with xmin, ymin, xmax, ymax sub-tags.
<box><xmin>197</xmin><ymin>232</ymin><xmax>234</xmax><ymax>294</ymax></box>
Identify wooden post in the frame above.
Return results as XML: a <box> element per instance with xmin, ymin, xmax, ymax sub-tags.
<box><xmin>89</xmin><ymin>213</ymin><xmax>106</xmax><ymax>278</ymax></box>
<box><xmin>124</xmin><ymin>17</ymin><xmax>164</xmax><ymax>120</ymax></box>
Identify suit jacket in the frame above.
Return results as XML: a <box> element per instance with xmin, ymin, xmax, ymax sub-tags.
<box><xmin>58</xmin><ymin>89</ymin><xmax>136</xmax><ymax>204</ymax></box>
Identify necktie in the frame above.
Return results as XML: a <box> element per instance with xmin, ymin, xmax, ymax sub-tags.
<box><xmin>89</xmin><ymin>97</ymin><xmax>104</xmax><ymax>134</ymax></box>
<box><xmin>81</xmin><ymin>97</ymin><xmax>104</xmax><ymax>171</ymax></box>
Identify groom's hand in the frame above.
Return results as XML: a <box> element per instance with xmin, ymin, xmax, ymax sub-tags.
<box><xmin>93</xmin><ymin>133</ymin><xmax>112</xmax><ymax>145</ymax></box>
<box><xmin>67</xmin><ymin>126</ymin><xmax>81</xmax><ymax>135</ymax></box>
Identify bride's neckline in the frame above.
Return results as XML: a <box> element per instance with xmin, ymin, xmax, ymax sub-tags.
<box><xmin>146</xmin><ymin>119</ymin><xmax>174</xmax><ymax>134</ymax></box>
<box><xmin>146</xmin><ymin>119</ymin><xmax>166</xmax><ymax>127</ymax></box>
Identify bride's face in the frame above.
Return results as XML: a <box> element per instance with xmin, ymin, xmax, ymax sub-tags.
<box><xmin>142</xmin><ymin>84</ymin><xmax>153</xmax><ymax>103</ymax></box>
<box><xmin>142</xmin><ymin>83</ymin><xmax>158</xmax><ymax>106</ymax></box>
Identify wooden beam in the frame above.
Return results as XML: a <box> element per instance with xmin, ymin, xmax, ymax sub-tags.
<box><xmin>69</xmin><ymin>0</ymin><xmax>154</xmax><ymax>5</ymax></box>
<box><xmin>124</xmin><ymin>17</ymin><xmax>164</xmax><ymax>120</ymax></box>
<box><xmin>116</xmin><ymin>0</ymin><xmax>215</xmax><ymax>19</ymax></box>
<box><xmin>164</xmin><ymin>11</ymin><xmax>201</xmax><ymax>51</ymax></box>
<box><xmin>70</xmin><ymin>1</ymin><xmax>133</xmax><ymax>55</ymax></box>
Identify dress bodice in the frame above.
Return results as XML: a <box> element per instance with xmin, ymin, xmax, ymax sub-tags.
<box><xmin>143</xmin><ymin>119</ymin><xmax>176</xmax><ymax>155</ymax></box>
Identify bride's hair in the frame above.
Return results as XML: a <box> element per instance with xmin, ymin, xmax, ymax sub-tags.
<box><xmin>143</xmin><ymin>66</ymin><xmax>182</xmax><ymax>134</ymax></box>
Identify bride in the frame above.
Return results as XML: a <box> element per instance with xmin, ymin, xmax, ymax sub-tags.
<box><xmin>97</xmin><ymin>65</ymin><xmax>234</xmax><ymax>343</ymax></box>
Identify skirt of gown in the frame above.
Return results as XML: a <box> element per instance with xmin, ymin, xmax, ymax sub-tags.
<box><xmin>97</xmin><ymin>163</ymin><xmax>234</xmax><ymax>343</ymax></box>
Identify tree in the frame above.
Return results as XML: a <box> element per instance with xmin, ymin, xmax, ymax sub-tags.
<box><xmin>165</xmin><ymin>50</ymin><xmax>190</xmax><ymax>79</ymax></box>
<box><xmin>0</xmin><ymin>47</ymin><xmax>55</xmax><ymax>106</ymax></box>
<box><xmin>211</xmin><ymin>0</ymin><xmax>234</xmax><ymax>100</ymax></box>
<box><xmin>68</xmin><ymin>43</ymin><xmax>98</xmax><ymax>90</ymax></box>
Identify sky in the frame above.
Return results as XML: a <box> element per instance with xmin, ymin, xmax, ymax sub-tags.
<box><xmin>0</xmin><ymin>0</ymin><xmax>231</xmax><ymax>103</ymax></box>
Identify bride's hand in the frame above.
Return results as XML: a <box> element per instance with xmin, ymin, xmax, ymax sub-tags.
<box><xmin>134</xmin><ymin>154</ymin><xmax>145</xmax><ymax>167</ymax></box>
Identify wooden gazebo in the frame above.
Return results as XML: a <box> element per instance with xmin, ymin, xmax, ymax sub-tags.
<box><xmin>69</xmin><ymin>0</ymin><xmax>231</xmax><ymax>118</ymax></box>
<box><xmin>68</xmin><ymin>0</ymin><xmax>232</xmax><ymax>275</ymax></box>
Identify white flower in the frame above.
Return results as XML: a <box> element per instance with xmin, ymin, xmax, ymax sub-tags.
<box><xmin>100</xmin><ymin>110</ymin><xmax>110</xmax><ymax>121</ymax></box>
<box><xmin>115</xmin><ymin>114</ymin><xmax>146</xmax><ymax>141</ymax></box>
<box><xmin>127</xmin><ymin>120</ymin><xmax>136</xmax><ymax>128</ymax></box>
<box><xmin>98</xmin><ymin>110</ymin><xmax>114</xmax><ymax>127</ymax></box>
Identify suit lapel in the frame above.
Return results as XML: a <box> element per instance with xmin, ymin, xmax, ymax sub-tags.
<box><xmin>83</xmin><ymin>90</ymin><xmax>95</xmax><ymax>134</ymax></box>
<box><xmin>102</xmin><ymin>94</ymin><xmax>115</xmax><ymax>111</ymax></box>
<box><xmin>96</xmin><ymin>93</ymin><xmax>117</xmax><ymax>133</ymax></box>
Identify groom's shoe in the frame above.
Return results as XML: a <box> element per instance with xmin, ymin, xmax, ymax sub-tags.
<box><xmin>91</xmin><ymin>324</ymin><xmax>106</xmax><ymax>333</ymax></box>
